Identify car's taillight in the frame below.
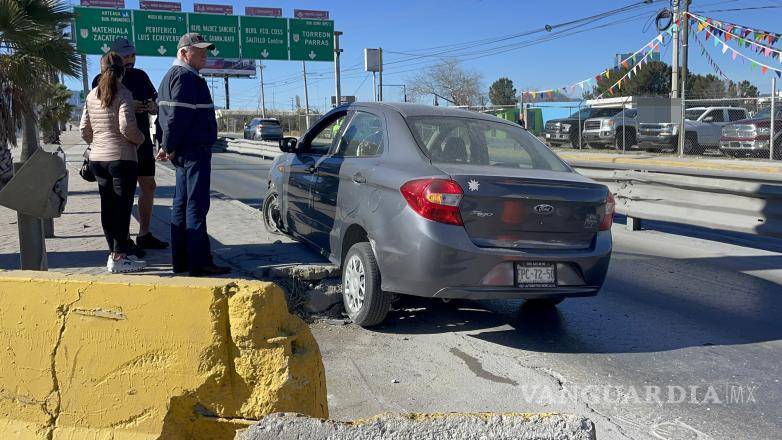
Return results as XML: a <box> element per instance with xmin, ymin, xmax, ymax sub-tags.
<box><xmin>599</xmin><ymin>191</ymin><xmax>615</xmax><ymax>231</ymax></box>
<box><xmin>400</xmin><ymin>179</ymin><xmax>463</xmax><ymax>226</ymax></box>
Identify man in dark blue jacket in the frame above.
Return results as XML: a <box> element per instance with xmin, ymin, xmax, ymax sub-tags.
<box><xmin>156</xmin><ymin>33</ymin><xmax>230</xmax><ymax>276</ymax></box>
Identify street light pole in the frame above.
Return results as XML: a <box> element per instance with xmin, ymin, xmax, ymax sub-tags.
<box><xmin>677</xmin><ymin>0</ymin><xmax>690</xmax><ymax>157</ymax></box>
<box><xmin>259</xmin><ymin>61</ymin><xmax>266</xmax><ymax>118</ymax></box>
<box><xmin>671</xmin><ymin>0</ymin><xmax>680</xmax><ymax>98</ymax></box>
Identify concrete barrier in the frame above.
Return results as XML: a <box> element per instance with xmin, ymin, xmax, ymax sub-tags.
<box><xmin>0</xmin><ymin>271</ymin><xmax>327</xmax><ymax>439</ymax></box>
<box><xmin>236</xmin><ymin>412</ymin><xmax>597</xmax><ymax>440</ymax></box>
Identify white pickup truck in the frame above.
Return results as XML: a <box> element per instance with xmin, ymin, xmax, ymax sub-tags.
<box><xmin>638</xmin><ymin>107</ymin><xmax>749</xmax><ymax>155</ymax></box>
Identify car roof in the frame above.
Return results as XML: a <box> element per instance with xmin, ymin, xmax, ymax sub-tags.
<box><xmin>339</xmin><ymin>102</ymin><xmax>517</xmax><ymax>125</ymax></box>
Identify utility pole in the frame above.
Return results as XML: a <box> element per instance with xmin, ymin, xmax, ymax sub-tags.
<box><xmin>677</xmin><ymin>0</ymin><xmax>691</xmax><ymax>157</ymax></box>
<box><xmin>378</xmin><ymin>47</ymin><xmax>383</xmax><ymax>101</ymax></box>
<box><xmin>302</xmin><ymin>61</ymin><xmax>311</xmax><ymax>129</ymax></box>
<box><xmin>334</xmin><ymin>31</ymin><xmax>343</xmax><ymax>107</ymax></box>
<box><xmin>671</xmin><ymin>0</ymin><xmax>680</xmax><ymax>98</ymax></box>
<box><xmin>224</xmin><ymin>77</ymin><xmax>230</xmax><ymax>110</ymax></box>
<box><xmin>258</xmin><ymin>62</ymin><xmax>266</xmax><ymax>117</ymax></box>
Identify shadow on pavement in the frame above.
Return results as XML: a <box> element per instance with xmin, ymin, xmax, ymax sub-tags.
<box><xmin>368</xmin><ymin>250</ymin><xmax>782</xmax><ymax>355</ymax></box>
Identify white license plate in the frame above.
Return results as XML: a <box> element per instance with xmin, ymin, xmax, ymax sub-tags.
<box><xmin>545</xmin><ymin>133</ymin><xmax>551</xmax><ymax>138</ymax></box>
<box><xmin>517</xmin><ymin>262</ymin><xmax>557</xmax><ymax>287</ymax></box>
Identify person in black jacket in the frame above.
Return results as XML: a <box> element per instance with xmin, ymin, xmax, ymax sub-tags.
<box><xmin>156</xmin><ymin>33</ymin><xmax>229</xmax><ymax>277</ymax></box>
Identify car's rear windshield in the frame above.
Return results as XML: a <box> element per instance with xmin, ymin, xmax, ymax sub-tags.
<box><xmin>407</xmin><ymin>116</ymin><xmax>570</xmax><ymax>172</ymax></box>
<box><xmin>259</xmin><ymin>119</ymin><xmax>280</xmax><ymax>125</ymax></box>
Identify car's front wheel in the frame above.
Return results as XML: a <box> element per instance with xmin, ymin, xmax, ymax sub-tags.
<box><xmin>262</xmin><ymin>190</ymin><xmax>283</xmax><ymax>235</ymax></box>
<box><xmin>342</xmin><ymin>242</ymin><xmax>392</xmax><ymax>327</ymax></box>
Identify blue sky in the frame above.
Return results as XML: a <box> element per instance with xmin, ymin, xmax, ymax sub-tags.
<box><xmin>64</xmin><ymin>0</ymin><xmax>782</xmax><ymax>111</ymax></box>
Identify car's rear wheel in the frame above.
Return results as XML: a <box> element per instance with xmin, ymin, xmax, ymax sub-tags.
<box><xmin>524</xmin><ymin>298</ymin><xmax>564</xmax><ymax>307</ymax></box>
<box><xmin>342</xmin><ymin>242</ymin><xmax>392</xmax><ymax>327</ymax></box>
<box><xmin>262</xmin><ymin>190</ymin><xmax>283</xmax><ymax>235</ymax></box>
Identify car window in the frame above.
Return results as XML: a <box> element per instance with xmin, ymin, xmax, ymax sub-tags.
<box><xmin>307</xmin><ymin>114</ymin><xmax>347</xmax><ymax>155</ymax></box>
<box><xmin>260</xmin><ymin>119</ymin><xmax>281</xmax><ymax>126</ymax></box>
<box><xmin>597</xmin><ymin>108</ymin><xmax>622</xmax><ymax>117</ymax></box>
<box><xmin>685</xmin><ymin>109</ymin><xmax>707</xmax><ymax>120</ymax></box>
<box><xmin>408</xmin><ymin>116</ymin><xmax>570</xmax><ymax>172</ymax></box>
<box><xmin>705</xmin><ymin>110</ymin><xmax>725</xmax><ymax>122</ymax></box>
<box><xmin>727</xmin><ymin>109</ymin><xmax>747</xmax><ymax>121</ymax></box>
<box><xmin>336</xmin><ymin>112</ymin><xmax>385</xmax><ymax>157</ymax></box>
<box><xmin>247</xmin><ymin>119</ymin><xmax>259</xmax><ymax>127</ymax></box>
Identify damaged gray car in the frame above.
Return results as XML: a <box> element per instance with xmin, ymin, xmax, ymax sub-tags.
<box><xmin>263</xmin><ymin>103</ymin><xmax>614</xmax><ymax>327</ymax></box>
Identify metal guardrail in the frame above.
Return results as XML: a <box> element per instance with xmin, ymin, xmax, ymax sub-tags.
<box><xmin>215</xmin><ymin>136</ymin><xmax>782</xmax><ymax>238</ymax></box>
<box><xmin>215</xmin><ymin>137</ymin><xmax>282</xmax><ymax>160</ymax></box>
<box><xmin>574</xmin><ymin>164</ymin><xmax>782</xmax><ymax>238</ymax></box>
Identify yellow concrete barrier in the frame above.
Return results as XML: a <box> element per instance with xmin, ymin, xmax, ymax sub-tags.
<box><xmin>0</xmin><ymin>271</ymin><xmax>328</xmax><ymax>439</ymax></box>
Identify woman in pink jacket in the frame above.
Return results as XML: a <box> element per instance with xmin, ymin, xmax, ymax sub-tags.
<box><xmin>80</xmin><ymin>52</ymin><xmax>147</xmax><ymax>273</ymax></box>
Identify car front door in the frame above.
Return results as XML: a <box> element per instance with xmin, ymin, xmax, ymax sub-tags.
<box><xmin>285</xmin><ymin>112</ymin><xmax>348</xmax><ymax>245</ymax></box>
<box><xmin>311</xmin><ymin>110</ymin><xmax>387</xmax><ymax>255</ymax></box>
<box><xmin>700</xmin><ymin>109</ymin><xmax>726</xmax><ymax>145</ymax></box>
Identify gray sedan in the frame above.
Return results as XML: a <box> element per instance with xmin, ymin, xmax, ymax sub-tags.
<box><xmin>263</xmin><ymin>103</ymin><xmax>614</xmax><ymax>326</ymax></box>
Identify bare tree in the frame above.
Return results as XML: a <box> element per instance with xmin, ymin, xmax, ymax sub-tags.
<box><xmin>407</xmin><ymin>59</ymin><xmax>483</xmax><ymax>106</ymax></box>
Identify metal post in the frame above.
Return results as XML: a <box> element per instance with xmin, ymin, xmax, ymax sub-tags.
<box><xmin>224</xmin><ymin>77</ymin><xmax>230</xmax><ymax>110</ymax></box>
<box><xmin>259</xmin><ymin>62</ymin><xmax>266</xmax><ymax>118</ymax></box>
<box><xmin>403</xmin><ymin>84</ymin><xmax>407</xmax><ymax>102</ymax></box>
<box><xmin>372</xmin><ymin>72</ymin><xmax>377</xmax><ymax>102</ymax></box>
<box><xmin>378</xmin><ymin>47</ymin><xmax>383</xmax><ymax>101</ymax></box>
<box><xmin>302</xmin><ymin>61</ymin><xmax>311</xmax><ymax>129</ymax></box>
<box><xmin>13</xmin><ymin>163</ymin><xmax>47</xmax><ymax>270</ymax></box>
<box><xmin>622</xmin><ymin>100</ymin><xmax>626</xmax><ymax>153</ymax></box>
<box><xmin>577</xmin><ymin>102</ymin><xmax>582</xmax><ymax>150</ymax></box>
<box><xmin>334</xmin><ymin>31</ymin><xmax>343</xmax><ymax>107</ymax></box>
<box><xmin>771</xmin><ymin>77</ymin><xmax>777</xmax><ymax>160</ymax></box>
<box><xmin>678</xmin><ymin>0</ymin><xmax>690</xmax><ymax>158</ymax></box>
<box><xmin>671</xmin><ymin>0</ymin><xmax>680</xmax><ymax>98</ymax></box>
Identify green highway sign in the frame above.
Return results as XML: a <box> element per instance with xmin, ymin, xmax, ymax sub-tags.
<box><xmin>289</xmin><ymin>18</ymin><xmax>334</xmax><ymax>62</ymax></box>
<box><xmin>74</xmin><ymin>7</ymin><xmax>133</xmax><ymax>55</ymax></box>
<box><xmin>239</xmin><ymin>16</ymin><xmax>288</xmax><ymax>61</ymax></box>
<box><xmin>132</xmin><ymin>10</ymin><xmax>187</xmax><ymax>57</ymax></box>
<box><xmin>187</xmin><ymin>13</ymin><xmax>240</xmax><ymax>59</ymax></box>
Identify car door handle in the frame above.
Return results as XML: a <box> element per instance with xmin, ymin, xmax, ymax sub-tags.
<box><xmin>307</xmin><ymin>165</ymin><xmax>317</xmax><ymax>174</ymax></box>
<box><xmin>352</xmin><ymin>173</ymin><xmax>366</xmax><ymax>184</ymax></box>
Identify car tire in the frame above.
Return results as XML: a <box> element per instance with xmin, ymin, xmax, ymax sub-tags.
<box><xmin>342</xmin><ymin>242</ymin><xmax>392</xmax><ymax>327</ymax></box>
<box><xmin>684</xmin><ymin>133</ymin><xmax>699</xmax><ymax>155</ymax></box>
<box><xmin>524</xmin><ymin>298</ymin><xmax>564</xmax><ymax>307</ymax></box>
<box><xmin>262</xmin><ymin>190</ymin><xmax>283</xmax><ymax>235</ymax></box>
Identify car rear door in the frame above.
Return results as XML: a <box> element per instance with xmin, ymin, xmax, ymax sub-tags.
<box><xmin>700</xmin><ymin>109</ymin><xmax>726</xmax><ymax>145</ymax></box>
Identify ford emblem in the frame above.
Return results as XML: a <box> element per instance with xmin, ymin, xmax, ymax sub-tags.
<box><xmin>534</xmin><ymin>204</ymin><xmax>555</xmax><ymax>215</ymax></box>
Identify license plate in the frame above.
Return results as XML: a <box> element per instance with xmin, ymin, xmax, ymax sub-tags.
<box><xmin>545</xmin><ymin>133</ymin><xmax>551</xmax><ymax>138</ymax></box>
<box><xmin>517</xmin><ymin>262</ymin><xmax>557</xmax><ymax>288</ymax></box>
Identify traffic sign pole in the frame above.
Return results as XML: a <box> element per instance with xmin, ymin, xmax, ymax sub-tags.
<box><xmin>259</xmin><ymin>61</ymin><xmax>267</xmax><ymax>117</ymax></box>
<box><xmin>334</xmin><ymin>31</ymin><xmax>343</xmax><ymax>107</ymax></box>
<box><xmin>378</xmin><ymin>47</ymin><xmax>383</xmax><ymax>101</ymax></box>
<box><xmin>303</xmin><ymin>61</ymin><xmax>311</xmax><ymax>129</ymax></box>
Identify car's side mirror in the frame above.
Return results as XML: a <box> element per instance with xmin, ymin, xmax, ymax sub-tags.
<box><xmin>279</xmin><ymin>137</ymin><xmax>298</xmax><ymax>153</ymax></box>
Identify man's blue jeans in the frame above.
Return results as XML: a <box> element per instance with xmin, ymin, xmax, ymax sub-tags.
<box><xmin>171</xmin><ymin>147</ymin><xmax>212</xmax><ymax>272</ymax></box>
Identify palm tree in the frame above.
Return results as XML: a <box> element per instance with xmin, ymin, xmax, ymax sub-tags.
<box><xmin>0</xmin><ymin>0</ymin><xmax>80</xmax><ymax>189</ymax></box>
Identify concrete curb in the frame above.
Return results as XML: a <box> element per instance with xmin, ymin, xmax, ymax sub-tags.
<box><xmin>0</xmin><ymin>271</ymin><xmax>328</xmax><ymax>439</ymax></box>
<box><xmin>235</xmin><ymin>412</ymin><xmax>597</xmax><ymax>440</ymax></box>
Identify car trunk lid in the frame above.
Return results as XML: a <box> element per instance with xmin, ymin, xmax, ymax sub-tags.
<box><xmin>436</xmin><ymin>164</ymin><xmax>609</xmax><ymax>250</ymax></box>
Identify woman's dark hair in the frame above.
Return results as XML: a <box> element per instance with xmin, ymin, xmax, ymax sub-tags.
<box><xmin>96</xmin><ymin>52</ymin><xmax>125</xmax><ymax>108</ymax></box>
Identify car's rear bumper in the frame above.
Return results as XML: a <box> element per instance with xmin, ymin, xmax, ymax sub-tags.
<box><xmin>433</xmin><ymin>285</ymin><xmax>600</xmax><ymax>300</ymax></box>
<box><xmin>372</xmin><ymin>208</ymin><xmax>612</xmax><ymax>300</ymax></box>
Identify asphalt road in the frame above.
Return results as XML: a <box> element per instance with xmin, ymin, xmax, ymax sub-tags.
<box><xmin>208</xmin><ymin>151</ymin><xmax>782</xmax><ymax>440</ymax></box>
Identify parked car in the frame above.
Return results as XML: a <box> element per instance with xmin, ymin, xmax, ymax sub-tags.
<box><xmin>581</xmin><ymin>108</ymin><xmax>639</xmax><ymax>149</ymax></box>
<box><xmin>720</xmin><ymin>107</ymin><xmax>782</xmax><ymax>159</ymax></box>
<box><xmin>263</xmin><ymin>103</ymin><xmax>614</xmax><ymax>327</ymax></box>
<box><xmin>544</xmin><ymin>107</ymin><xmax>624</xmax><ymax>148</ymax></box>
<box><xmin>638</xmin><ymin>107</ymin><xmax>749</xmax><ymax>154</ymax></box>
<box><xmin>243</xmin><ymin>117</ymin><xmax>283</xmax><ymax>141</ymax></box>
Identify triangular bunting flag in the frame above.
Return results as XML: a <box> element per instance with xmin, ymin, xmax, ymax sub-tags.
<box><xmin>722</xmin><ymin>43</ymin><xmax>729</xmax><ymax>54</ymax></box>
<box><xmin>705</xmin><ymin>31</ymin><xmax>711</xmax><ymax>41</ymax></box>
<box><xmin>697</xmin><ymin>22</ymin><xmax>706</xmax><ymax>33</ymax></box>
<box><xmin>656</xmin><ymin>34</ymin><xmax>664</xmax><ymax>44</ymax></box>
<box><xmin>622</xmin><ymin>60</ymin><xmax>629</xmax><ymax>69</ymax></box>
<box><xmin>776</xmin><ymin>70</ymin><xmax>781</xmax><ymax>79</ymax></box>
<box><xmin>751</xmin><ymin>61</ymin><xmax>757</xmax><ymax>69</ymax></box>
<box><xmin>761</xmin><ymin>66</ymin><xmax>768</xmax><ymax>74</ymax></box>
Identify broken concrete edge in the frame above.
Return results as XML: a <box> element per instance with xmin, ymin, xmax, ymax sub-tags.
<box><xmin>235</xmin><ymin>412</ymin><xmax>597</xmax><ymax>440</ymax></box>
<box><xmin>0</xmin><ymin>271</ymin><xmax>328</xmax><ymax>439</ymax></box>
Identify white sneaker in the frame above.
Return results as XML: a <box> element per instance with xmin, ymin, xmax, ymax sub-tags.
<box><xmin>107</xmin><ymin>255</ymin><xmax>147</xmax><ymax>273</ymax></box>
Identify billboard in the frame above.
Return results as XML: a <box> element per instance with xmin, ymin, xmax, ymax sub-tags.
<box><xmin>200</xmin><ymin>59</ymin><xmax>257</xmax><ymax>77</ymax></box>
